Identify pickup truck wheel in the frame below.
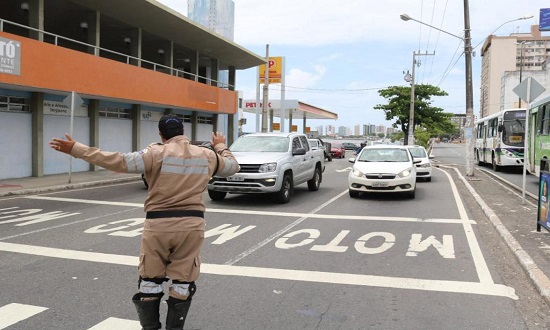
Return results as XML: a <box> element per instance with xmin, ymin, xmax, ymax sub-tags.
<box><xmin>276</xmin><ymin>174</ymin><xmax>293</xmax><ymax>204</ymax></box>
<box><xmin>208</xmin><ymin>189</ymin><xmax>227</xmax><ymax>201</ymax></box>
<box><xmin>327</xmin><ymin>154</ymin><xmax>332</xmax><ymax>162</ymax></box>
<box><xmin>307</xmin><ymin>167</ymin><xmax>322</xmax><ymax>191</ymax></box>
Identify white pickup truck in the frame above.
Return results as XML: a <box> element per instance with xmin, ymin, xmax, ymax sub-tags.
<box><xmin>207</xmin><ymin>132</ymin><xmax>325</xmax><ymax>203</ymax></box>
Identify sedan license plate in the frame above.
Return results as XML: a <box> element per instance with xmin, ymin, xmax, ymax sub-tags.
<box><xmin>227</xmin><ymin>176</ymin><xmax>244</xmax><ymax>182</ymax></box>
<box><xmin>372</xmin><ymin>182</ymin><xmax>388</xmax><ymax>188</ymax></box>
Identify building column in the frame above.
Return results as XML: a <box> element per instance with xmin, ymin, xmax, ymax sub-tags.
<box><xmin>189</xmin><ymin>51</ymin><xmax>199</xmax><ymax>82</ymax></box>
<box><xmin>191</xmin><ymin>111</ymin><xmax>198</xmax><ymax>141</ymax></box>
<box><xmin>289</xmin><ymin>112</ymin><xmax>293</xmax><ymax>132</ymax></box>
<box><xmin>84</xmin><ymin>11</ymin><xmax>100</xmax><ymax>55</ymax></box>
<box><xmin>89</xmin><ymin>99</ymin><xmax>100</xmax><ymax>171</ymax></box>
<box><xmin>28</xmin><ymin>0</ymin><xmax>44</xmax><ymax>41</ymax></box>
<box><xmin>31</xmin><ymin>92</ymin><xmax>44</xmax><ymax>177</ymax></box>
<box><xmin>132</xmin><ymin>104</ymin><xmax>141</xmax><ymax>151</ymax></box>
<box><xmin>210</xmin><ymin>59</ymin><xmax>219</xmax><ymax>86</ymax></box>
<box><xmin>303</xmin><ymin>114</ymin><xmax>307</xmax><ymax>133</ymax></box>
<box><xmin>127</xmin><ymin>28</ymin><xmax>142</xmax><ymax>67</ymax></box>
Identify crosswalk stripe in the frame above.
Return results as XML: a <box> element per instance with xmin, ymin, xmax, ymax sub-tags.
<box><xmin>0</xmin><ymin>303</ymin><xmax>48</xmax><ymax>330</ymax></box>
<box><xmin>87</xmin><ymin>317</ymin><xmax>141</xmax><ymax>330</ymax></box>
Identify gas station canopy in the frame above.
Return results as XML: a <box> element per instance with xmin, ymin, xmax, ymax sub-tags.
<box><xmin>243</xmin><ymin>100</ymin><xmax>338</xmax><ymax>120</ymax></box>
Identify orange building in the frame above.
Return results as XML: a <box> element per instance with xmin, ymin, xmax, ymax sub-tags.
<box><xmin>0</xmin><ymin>0</ymin><xmax>264</xmax><ymax>179</ymax></box>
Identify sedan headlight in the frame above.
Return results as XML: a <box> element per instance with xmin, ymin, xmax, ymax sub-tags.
<box><xmin>352</xmin><ymin>168</ymin><xmax>364</xmax><ymax>177</ymax></box>
<box><xmin>419</xmin><ymin>162</ymin><xmax>431</xmax><ymax>168</ymax></box>
<box><xmin>397</xmin><ymin>167</ymin><xmax>413</xmax><ymax>178</ymax></box>
<box><xmin>259</xmin><ymin>162</ymin><xmax>277</xmax><ymax>173</ymax></box>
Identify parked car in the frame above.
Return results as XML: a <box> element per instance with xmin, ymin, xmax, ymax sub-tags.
<box><xmin>342</xmin><ymin>142</ymin><xmax>358</xmax><ymax>150</ymax></box>
<box><xmin>331</xmin><ymin>143</ymin><xmax>346</xmax><ymax>159</ymax></box>
<box><xmin>406</xmin><ymin>145</ymin><xmax>434</xmax><ymax>182</ymax></box>
<box><xmin>309</xmin><ymin>138</ymin><xmax>332</xmax><ymax>161</ymax></box>
<box><xmin>348</xmin><ymin>145</ymin><xmax>420</xmax><ymax>198</ymax></box>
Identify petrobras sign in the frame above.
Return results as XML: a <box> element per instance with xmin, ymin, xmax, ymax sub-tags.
<box><xmin>0</xmin><ymin>37</ymin><xmax>21</xmax><ymax>76</ymax></box>
<box><xmin>43</xmin><ymin>100</ymin><xmax>88</xmax><ymax>117</ymax></box>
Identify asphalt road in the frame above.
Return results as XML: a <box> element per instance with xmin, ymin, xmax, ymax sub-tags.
<box><xmin>1</xmin><ymin>147</ymin><xmax>550</xmax><ymax>329</ymax></box>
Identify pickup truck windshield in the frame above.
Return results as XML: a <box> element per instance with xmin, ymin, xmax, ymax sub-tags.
<box><xmin>231</xmin><ymin>136</ymin><xmax>290</xmax><ymax>152</ymax></box>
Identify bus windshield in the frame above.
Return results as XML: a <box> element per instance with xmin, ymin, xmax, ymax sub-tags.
<box><xmin>502</xmin><ymin>118</ymin><xmax>525</xmax><ymax>147</ymax></box>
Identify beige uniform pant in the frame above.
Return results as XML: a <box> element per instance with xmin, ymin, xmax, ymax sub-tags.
<box><xmin>139</xmin><ymin>221</ymin><xmax>204</xmax><ymax>283</ymax></box>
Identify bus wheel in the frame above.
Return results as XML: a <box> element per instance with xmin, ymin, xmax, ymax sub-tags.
<box><xmin>475</xmin><ymin>151</ymin><xmax>483</xmax><ymax>166</ymax></box>
<box><xmin>492</xmin><ymin>155</ymin><xmax>500</xmax><ymax>172</ymax></box>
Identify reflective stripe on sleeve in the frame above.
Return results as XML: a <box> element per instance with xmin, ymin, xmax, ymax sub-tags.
<box><xmin>216</xmin><ymin>159</ymin><xmax>239</xmax><ymax>176</ymax></box>
<box><xmin>123</xmin><ymin>152</ymin><xmax>145</xmax><ymax>173</ymax></box>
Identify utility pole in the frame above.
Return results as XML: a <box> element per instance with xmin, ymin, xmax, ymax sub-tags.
<box><xmin>407</xmin><ymin>51</ymin><xmax>434</xmax><ymax>146</ymax></box>
<box><xmin>463</xmin><ymin>0</ymin><xmax>475</xmax><ymax>176</ymax></box>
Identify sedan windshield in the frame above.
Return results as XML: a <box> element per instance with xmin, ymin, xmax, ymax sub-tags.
<box><xmin>408</xmin><ymin>147</ymin><xmax>427</xmax><ymax>158</ymax></box>
<box><xmin>230</xmin><ymin>136</ymin><xmax>289</xmax><ymax>152</ymax></box>
<box><xmin>358</xmin><ymin>148</ymin><xmax>409</xmax><ymax>162</ymax></box>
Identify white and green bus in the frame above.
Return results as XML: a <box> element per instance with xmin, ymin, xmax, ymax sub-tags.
<box><xmin>526</xmin><ymin>96</ymin><xmax>550</xmax><ymax>177</ymax></box>
<box><xmin>474</xmin><ymin>108</ymin><xmax>526</xmax><ymax>171</ymax></box>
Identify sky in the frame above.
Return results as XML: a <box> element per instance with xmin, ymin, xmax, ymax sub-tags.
<box><xmin>156</xmin><ymin>0</ymin><xmax>549</xmax><ymax>133</ymax></box>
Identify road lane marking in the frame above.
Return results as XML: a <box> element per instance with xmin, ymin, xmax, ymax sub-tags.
<box><xmin>87</xmin><ymin>317</ymin><xmax>140</xmax><ymax>330</ymax></box>
<box><xmin>24</xmin><ymin>196</ymin><xmax>475</xmax><ymax>224</ymax></box>
<box><xmin>0</xmin><ymin>242</ymin><xmax>517</xmax><ymax>300</ymax></box>
<box><xmin>0</xmin><ymin>303</ymin><xmax>48</xmax><ymax>329</ymax></box>
<box><xmin>437</xmin><ymin>167</ymin><xmax>494</xmax><ymax>285</ymax></box>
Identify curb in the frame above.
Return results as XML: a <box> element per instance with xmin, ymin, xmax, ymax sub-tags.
<box><xmin>453</xmin><ymin>167</ymin><xmax>550</xmax><ymax>304</ymax></box>
<box><xmin>0</xmin><ymin>176</ymin><xmax>142</xmax><ymax>197</ymax></box>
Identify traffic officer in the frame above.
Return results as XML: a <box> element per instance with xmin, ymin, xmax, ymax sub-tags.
<box><xmin>49</xmin><ymin>114</ymin><xmax>240</xmax><ymax>329</ymax></box>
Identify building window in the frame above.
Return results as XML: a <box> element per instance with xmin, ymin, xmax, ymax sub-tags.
<box><xmin>197</xmin><ymin>116</ymin><xmax>212</xmax><ymax>124</ymax></box>
<box><xmin>0</xmin><ymin>95</ymin><xmax>30</xmax><ymax>113</ymax></box>
<box><xmin>99</xmin><ymin>105</ymin><xmax>132</xmax><ymax>119</ymax></box>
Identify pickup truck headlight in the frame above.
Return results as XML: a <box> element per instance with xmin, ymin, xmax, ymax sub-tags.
<box><xmin>259</xmin><ymin>162</ymin><xmax>277</xmax><ymax>173</ymax></box>
<box><xmin>397</xmin><ymin>167</ymin><xmax>413</xmax><ymax>178</ymax></box>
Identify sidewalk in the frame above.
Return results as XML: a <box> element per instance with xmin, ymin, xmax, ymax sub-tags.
<box><xmin>0</xmin><ymin>170</ymin><xmax>141</xmax><ymax>197</ymax></box>
<box><xmin>448</xmin><ymin>164</ymin><xmax>550</xmax><ymax>305</ymax></box>
<box><xmin>1</xmin><ymin>165</ymin><xmax>550</xmax><ymax>305</ymax></box>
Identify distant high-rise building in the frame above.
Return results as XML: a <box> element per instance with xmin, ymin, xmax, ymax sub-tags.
<box><xmin>354</xmin><ymin>125</ymin><xmax>360</xmax><ymax>136</ymax></box>
<box><xmin>316</xmin><ymin>125</ymin><xmax>324</xmax><ymax>136</ymax></box>
<box><xmin>338</xmin><ymin>126</ymin><xmax>347</xmax><ymax>137</ymax></box>
<box><xmin>480</xmin><ymin>25</ymin><xmax>550</xmax><ymax>117</ymax></box>
<box><xmin>188</xmin><ymin>0</ymin><xmax>235</xmax><ymax>40</ymax></box>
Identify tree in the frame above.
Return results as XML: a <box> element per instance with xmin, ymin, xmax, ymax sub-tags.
<box><xmin>374</xmin><ymin>84</ymin><xmax>452</xmax><ymax>145</ymax></box>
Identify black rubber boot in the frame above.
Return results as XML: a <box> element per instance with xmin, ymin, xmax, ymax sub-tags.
<box><xmin>165</xmin><ymin>297</ymin><xmax>192</xmax><ymax>330</ymax></box>
<box><xmin>132</xmin><ymin>292</ymin><xmax>164</xmax><ymax>330</ymax></box>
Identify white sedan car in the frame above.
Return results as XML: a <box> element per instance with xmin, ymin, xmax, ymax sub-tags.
<box><xmin>348</xmin><ymin>145</ymin><xmax>420</xmax><ymax>198</ymax></box>
<box><xmin>406</xmin><ymin>145</ymin><xmax>434</xmax><ymax>182</ymax></box>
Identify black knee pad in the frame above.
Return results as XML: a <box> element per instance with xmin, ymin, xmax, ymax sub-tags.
<box><xmin>172</xmin><ymin>281</ymin><xmax>196</xmax><ymax>299</ymax></box>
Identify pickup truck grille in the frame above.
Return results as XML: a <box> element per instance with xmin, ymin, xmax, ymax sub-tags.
<box><xmin>238</xmin><ymin>164</ymin><xmax>262</xmax><ymax>173</ymax></box>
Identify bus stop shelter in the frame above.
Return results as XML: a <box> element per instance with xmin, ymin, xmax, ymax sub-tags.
<box><xmin>243</xmin><ymin>99</ymin><xmax>338</xmax><ymax>133</ymax></box>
